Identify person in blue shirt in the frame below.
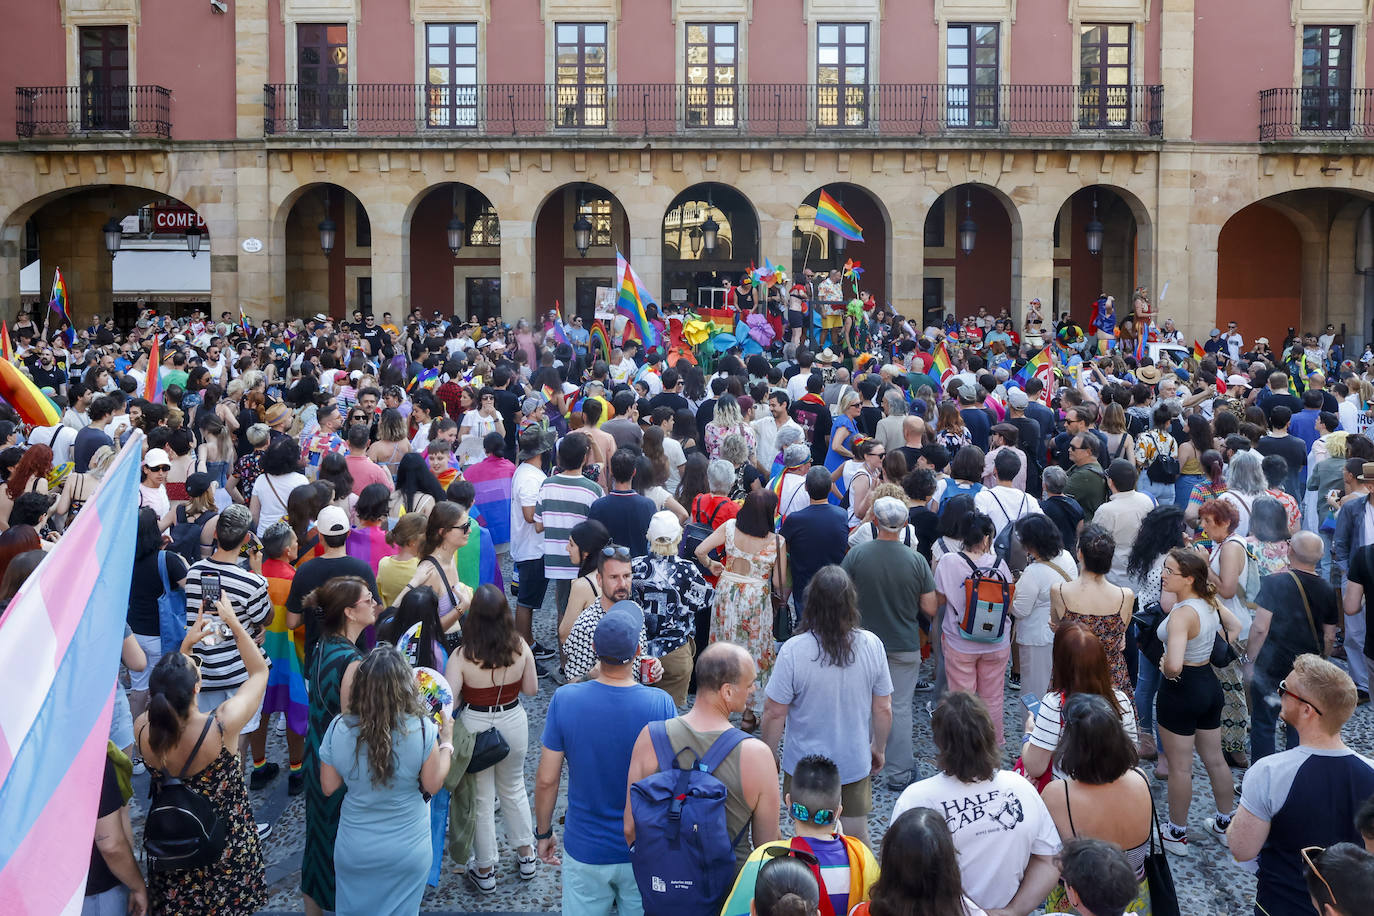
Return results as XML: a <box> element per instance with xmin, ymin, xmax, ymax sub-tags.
<box><xmin>534</xmin><ymin>603</ymin><xmax>676</xmax><ymax>915</ymax></box>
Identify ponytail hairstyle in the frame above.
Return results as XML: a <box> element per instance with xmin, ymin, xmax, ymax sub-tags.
<box><xmin>145</xmin><ymin>652</ymin><xmax>200</xmax><ymax>757</ymax></box>
<box><xmin>304</xmin><ymin>575</ymin><xmax>372</xmax><ymax>638</ymax></box>
<box><xmin>1200</xmin><ymin>449</ymin><xmax>1225</xmax><ymax>489</ymax></box>
<box><xmin>753</xmin><ymin>856</ymin><xmax>821</xmax><ymax>916</ymax></box>
<box><xmin>1167</xmin><ymin>547</ymin><xmax>1217</xmax><ymax>602</ymax></box>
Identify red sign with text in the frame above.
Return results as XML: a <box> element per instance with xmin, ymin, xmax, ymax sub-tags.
<box><xmin>150</xmin><ymin>207</ymin><xmax>207</xmax><ymax>231</ymax></box>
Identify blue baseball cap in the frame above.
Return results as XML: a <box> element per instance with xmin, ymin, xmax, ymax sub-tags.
<box><xmin>594</xmin><ymin>601</ymin><xmax>644</xmax><ymax>664</ymax></box>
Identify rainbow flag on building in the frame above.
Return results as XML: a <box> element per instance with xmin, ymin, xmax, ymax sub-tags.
<box><xmin>144</xmin><ymin>333</ymin><xmax>164</xmax><ymax>403</ymax></box>
<box><xmin>616</xmin><ymin>252</ymin><xmax>659</xmax><ymax>349</ymax></box>
<box><xmin>47</xmin><ymin>268</ymin><xmax>75</xmax><ymax>347</ymax></box>
<box><xmin>931</xmin><ymin>340</ymin><xmax>955</xmax><ymax>382</ymax></box>
<box><xmin>0</xmin><ymin>433</ymin><xmax>143</xmax><ymax>913</ymax></box>
<box><xmin>814</xmin><ymin>189</ymin><xmax>863</xmax><ymax>242</ymax></box>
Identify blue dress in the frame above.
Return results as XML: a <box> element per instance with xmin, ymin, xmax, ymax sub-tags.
<box><xmin>824</xmin><ymin>414</ymin><xmax>858</xmax><ymax>473</ymax></box>
<box><xmin>321</xmin><ymin>713</ymin><xmax>438</xmax><ymax>916</ymax></box>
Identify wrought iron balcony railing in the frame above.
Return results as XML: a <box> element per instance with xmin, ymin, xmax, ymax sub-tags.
<box><xmin>16</xmin><ymin>85</ymin><xmax>172</xmax><ymax>139</ymax></box>
<box><xmin>1259</xmin><ymin>87</ymin><xmax>1374</xmax><ymax>140</ymax></box>
<box><xmin>263</xmin><ymin>82</ymin><xmax>1163</xmax><ymax>139</ymax></box>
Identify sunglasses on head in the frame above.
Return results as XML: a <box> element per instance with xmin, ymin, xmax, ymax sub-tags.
<box><xmin>601</xmin><ymin>545</ymin><xmax>631</xmax><ymax>561</ymax></box>
<box><xmin>1301</xmin><ymin>846</ymin><xmax>1340</xmax><ymax>908</ymax></box>
<box><xmin>761</xmin><ymin>845</ymin><xmax>820</xmax><ymax>867</ymax></box>
<box><xmin>789</xmin><ymin>802</ymin><xmax>836</xmax><ymax>826</ymax></box>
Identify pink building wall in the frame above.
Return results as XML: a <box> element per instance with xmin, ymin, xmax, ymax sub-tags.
<box><xmin>356</xmin><ymin>0</ymin><xmax>413</xmax><ymax>84</ymax></box>
<box><xmin>881</xmin><ymin>2</ymin><xmax>937</xmax><ymax>83</ymax></box>
<box><xmin>139</xmin><ymin>0</ymin><xmax>237</xmax><ymax>140</ymax></box>
<box><xmin>486</xmin><ymin>0</ymin><xmax>547</xmax><ymax>83</ymax></box>
<box><xmin>1193</xmin><ymin>0</ymin><xmax>1293</xmax><ymax>141</ymax></box>
<box><xmin>1</xmin><ymin>4</ymin><xmax>79</xmax><ymax>142</ymax></box>
<box><xmin>1009</xmin><ymin>14</ymin><xmax>1072</xmax><ymax>84</ymax></box>
<box><xmin>618</xmin><ymin>0</ymin><xmax>674</xmax><ymax>82</ymax></box>
<box><xmin>748</xmin><ymin>0</ymin><xmax>807</xmax><ymax>83</ymax></box>
<box><xmin>268</xmin><ymin>0</ymin><xmax>286</xmax><ymax>85</ymax></box>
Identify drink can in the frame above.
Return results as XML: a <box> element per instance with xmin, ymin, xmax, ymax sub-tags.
<box><xmin>639</xmin><ymin>657</ymin><xmax>656</xmax><ymax>683</ymax></box>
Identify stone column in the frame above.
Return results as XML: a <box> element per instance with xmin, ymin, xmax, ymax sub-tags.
<box><xmin>232</xmin><ymin>149</ymin><xmax>272</xmax><ymax>318</ymax></box>
<box><xmin>236</xmin><ymin>0</ymin><xmax>269</xmax><ymax>140</ymax></box>
<box><xmin>368</xmin><ymin>200</ymin><xmax>407</xmax><ymax>318</ymax></box>
<box><xmin>498</xmin><ymin>216</ymin><xmax>534</xmax><ymax>321</ymax></box>
<box><xmin>1017</xmin><ymin>201</ymin><xmax>1058</xmax><ymax>326</ymax></box>
<box><xmin>1157</xmin><ymin>150</ymin><xmax>1199</xmax><ymax>339</ymax></box>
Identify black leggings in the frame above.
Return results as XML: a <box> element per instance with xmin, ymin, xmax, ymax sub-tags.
<box><xmin>1156</xmin><ymin>664</ymin><xmax>1223</xmax><ymax>736</ymax></box>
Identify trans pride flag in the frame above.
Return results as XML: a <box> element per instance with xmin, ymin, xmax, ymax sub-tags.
<box><xmin>0</xmin><ymin>432</ymin><xmax>143</xmax><ymax>913</ymax></box>
<box><xmin>464</xmin><ymin>453</ymin><xmax>514</xmax><ymax>548</ymax></box>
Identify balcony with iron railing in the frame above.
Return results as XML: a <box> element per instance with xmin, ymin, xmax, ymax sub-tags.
<box><xmin>1258</xmin><ymin>87</ymin><xmax>1374</xmax><ymax>141</ymax></box>
<box><xmin>263</xmin><ymin>82</ymin><xmax>1163</xmax><ymax>141</ymax></box>
<box><xmin>15</xmin><ymin>85</ymin><xmax>172</xmax><ymax>139</ymax></box>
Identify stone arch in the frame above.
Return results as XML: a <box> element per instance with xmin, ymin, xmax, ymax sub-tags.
<box><xmin>1048</xmin><ymin>183</ymin><xmax>1155</xmax><ymax>328</ymax></box>
<box><xmin>662</xmin><ymin>182</ymin><xmax>761</xmax><ymax>308</ymax></box>
<box><xmin>403</xmin><ymin>182</ymin><xmax>504</xmax><ymax>320</ymax></box>
<box><xmin>531</xmin><ymin>183</ymin><xmax>630</xmax><ymax>322</ymax></box>
<box><xmin>272</xmin><ymin>181</ymin><xmax>373</xmax><ymax>320</ymax></box>
<box><xmin>792</xmin><ymin>182</ymin><xmax>893</xmax><ymax>304</ymax></box>
<box><xmin>923</xmin><ymin>182</ymin><xmax>1022</xmax><ymax>321</ymax></box>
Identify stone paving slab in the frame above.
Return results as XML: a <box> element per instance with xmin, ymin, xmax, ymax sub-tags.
<box><xmin>135</xmin><ymin>550</ymin><xmax>1374</xmax><ymax>915</ymax></box>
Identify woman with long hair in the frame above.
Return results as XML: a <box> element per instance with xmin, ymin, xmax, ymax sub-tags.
<box><xmin>696</xmin><ymin>489</ymin><xmax>787</xmax><ymax>731</ymax></box>
<box><xmin>1184</xmin><ymin>448</ymin><xmax>1228</xmax><ymax>533</ymax></box>
<box><xmin>446</xmin><ymin>584</ymin><xmax>539</xmax><ymax>891</ymax></box>
<box><xmin>676</xmin><ymin>451</ymin><xmax>710</xmax><ymax>510</ymax></box>
<box><xmin>1217</xmin><ymin>448</ymin><xmax>1267</xmax><ymax>537</ymax></box>
<box><xmin>389</xmin><ymin>452</ymin><xmax>445</xmax><ymax>519</ymax></box>
<box><xmin>377</xmin><ymin>585</ymin><xmax>446</xmax><ymax>672</ymax></box>
<box><xmin>317</xmin><ymin>451</ymin><xmax>357</xmax><ymax>523</ymax></box>
<box><xmin>851</xmin><ymin>807</ymin><xmax>977</xmax><ymax>916</ymax></box>
<box><xmin>673</xmin><ymin>407</ymin><xmax>702</xmax><ymax>455</ymax></box>
<box><xmin>557</xmin><ymin>519</ymin><xmax>612</xmax><ymax>644</ymax></box>
<box><xmin>1050</xmin><ymin>524</ymin><xmax>1134</xmax><ymax>691</ymax></box>
<box><xmin>1175</xmin><ymin>413</ymin><xmax>1214</xmax><ymax>507</ymax></box>
<box><xmin>1019</xmin><ymin>622</ymin><xmax>1139</xmax><ymax>781</ymax></box>
<box><xmin>287</xmin><ymin>481</ymin><xmax>336</xmax><ymax>568</ymax></box>
<box><xmin>197</xmin><ymin>412</ymin><xmax>236</xmax><ymax>490</ymax></box>
<box><xmin>634</xmin><ymin>452</ymin><xmax>690</xmax><ymax>521</ymax></box>
<box><xmin>825</xmin><ymin>390</ymin><xmax>862</xmax><ymax>472</ymax></box>
<box><xmin>1155</xmin><ymin>548</ymin><xmax>1244</xmax><ymax>854</ymax></box>
<box><xmin>706</xmin><ymin>393</ymin><xmax>757</xmax><ymax>462</ymax></box>
<box><xmin>1040</xmin><ymin>694</ymin><xmax>1154</xmax><ymax>914</ymax></box>
<box><xmin>0</xmin><ymin>443</ymin><xmax>50</xmax><ymax>530</ymax></box>
<box><xmin>250</xmin><ymin>436</ymin><xmax>309</xmax><ymax>537</ymax></box>
<box><xmin>836</xmin><ymin>437</ymin><xmax>884</xmax><ymax>530</ymax></box>
<box><xmin>764</xmin><ymin>565</ymin><xmax>890</xmax><ymax>844</ymax></box>
<box><xmin>934</xmin><ymin>401</ymin><xmax>971</xmax><ymax>456</ymax></box>
<box><xmin>52</xmin><ymin>444</ymin><xmax>115</xmax><ymax>528</ymax></box>
<box><xmin>300</xmin><ymin>576</ymin><xmax>378</xmax><ymax>916</ymax></box>
<box><xmin>1198</xmin><ymin>498</ymin><xmax>1254</xmax><ymax>767</ymax></box>
<box><xmin>135</xmin><ymin>594</ymin><xmax>268</xmax><ymax>914</ymax></box>
<box><xmin>367</xmin><ymin>407</ymin><xmax>411</xmax><ymax>479</ymax></box>
<box><xmin>163</xmin><ymin>427</ymin><xmax>198</xmax><ymax>511</ymax></box>
<box><xmin>1126</xmin><ymin>503</ymin><xmax>1188</xmax><ymax>769</ymax></box>
<box><xmin>1248</xmin><ymin>494</ymin><xmax>1292</xmax><ymax>575</ymax></box>
<box><xmin>397</xmin><ymin>501</ymin><xmax>473</xmax><ymax>633</ymax></box>
<box><xmin>320</xmin><ymin>645</ymin><xmax>452</xmax><ymax>915</ymax></box>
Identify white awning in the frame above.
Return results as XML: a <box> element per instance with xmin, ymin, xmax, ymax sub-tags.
<box><xmin>20</xmin><ymin>249</ymin><xmax>211</xmax><ymax>300</ymax></box>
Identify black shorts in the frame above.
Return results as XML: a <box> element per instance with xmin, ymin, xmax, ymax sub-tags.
<box><xmin>1156</xmin><ymin>664</ymin><xmax>1223</xmax><ymax>736</ymax></box>
<box><xmin>787</xmin><ymin>310</ymin><xmax>807</xmax><ymax>330</ymax></box>
<box><xmin>514</xmin><ymin>558</ymin><xmax>549</xmax><ymax>609</ymax></box>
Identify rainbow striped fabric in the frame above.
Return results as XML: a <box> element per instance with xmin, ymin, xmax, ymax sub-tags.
<box><xmin>464</xmin><ymin>453</ymin><xmax>515</xmax><ymax>548</ymax></box>
<box><xmin>814</xmin><ymin>189</ymin><xmax>863</xmax><ymax>242</ymax></box>
<box><xmin>549</xmin><ymin>301</ymin><xmax>573</xmax><ymax>348</ymax></box>
<box><xmin>261</xmin><ymin>558</ymin><xmax>308</xmax><ymax>736</ymax></box>
<box><xmin>1193</xmin><ymin>340</ymin><xmax>1206</xmax><ymax>362</ymax></box>
<box><xmin>589</xmin><ymin>319</ymin><xmax>612</xmax><ymax>360</ymax></box>
<box><xmin>931</xmin><ymin>340</ymin><xmax>955</xmax><ymax>382</ymax></box>
<box><xmin>47</xmin><ymin>268</ymin><xmax>75</xmax><ymax>347</ymax></box>
<box><xmin>0</xmin><ymin>434</ymin><xmax>143</xmax><ymax>912</ymax></box>
<box><xmin>144</xmin><ymin>333</ymin><xmax>164</xmax><ymax>403</ymax></box>
<box><xmin>1016</xmin><ymin>347</ymin><xmax>1052</xmax><ymax>386</ymax></box>
<box><xmin>616</xmin><ymin>251</ymin><xmax>660</xmax><ymax>348</ymax></box>
<box><xmin>0</xmin><ymin>358</ymin><xmax>61</xmax><ymax>427</ymax></box>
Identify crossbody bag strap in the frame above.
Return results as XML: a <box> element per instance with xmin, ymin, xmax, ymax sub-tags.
<box><xmin>1043</xmin><ymin>559</ymin><xmax>1073</xmax><ymax>582</ymax></box>
<box><xmin>177</xmin><ymin>706</ymin><xmax>221</xmax><ymax>780</ymax></box>
<box><xmin>1287</xmin><ymin>570</ymin><xmax>1323</xmax><ymax>655</ymax></box>
<box><xmin>425</xmin><ymin>555</ymin><xmax>459</xmax><ymax>608</ymax></box>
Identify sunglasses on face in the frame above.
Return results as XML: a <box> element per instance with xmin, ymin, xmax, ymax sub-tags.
<box><xmin>1278</xmin><ymin>678</ymin><xmax>1324</xmax><ymax>716</ymax></box>
<box><xmin>147</xmin><ymin>465</ymin><xmax>171</xmax><ymax>472</ymax></box>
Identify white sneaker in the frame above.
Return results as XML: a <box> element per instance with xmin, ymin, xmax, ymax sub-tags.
<box><xmin>1161</xmin><ymin>826</ymin><xmax>1189</xmax><ymax>857</ymax></box>
<box><xmin>130</xmin><ymin>757</ymin><xmax>146</xmax><ymax>776</ymax></box>
<box><xmin>518</xmin><ymin>854</ymin><xmax>537</xmax><ymax>880</ymax></box>
<box><xmin>256</xmin><ymin>821</ymin><xmax>273</xmax><ymax>842</ymax></box>
<box><xmin>1204</xmin><ymin>816</ymin><xmax>1231</xmax><ymax>847</ymax></box>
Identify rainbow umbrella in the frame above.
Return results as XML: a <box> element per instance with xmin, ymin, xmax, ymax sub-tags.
<box><xmin>0</xmin><ymin>358</ymin><xmax>61</xmax><ymax>427</ymax></box>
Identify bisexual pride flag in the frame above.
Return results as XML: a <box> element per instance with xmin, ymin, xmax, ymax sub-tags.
<box><xmin>0</xmin><ymin>432</ymin><xmax>144</xmax><ymax>913</ymax></box>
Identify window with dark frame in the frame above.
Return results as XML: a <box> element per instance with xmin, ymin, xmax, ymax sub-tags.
<box><xmin>685</xmin><ymin>22</ymin><xmax>737</xmax><ymax>127</ymax></box>
<box><xmin>555</xmin><ymin>22</ymin><xmax>607</xmax><ymax>128</ymax></box>
<box><xmin>1079</xmin><ymin>23</ymin><xmax>1132</xmax><ymax>129</ymax></box>
<box><xmin>79</xmin><ymin>26</ymin><xmax>130</xmax><ymax>130</ymax></box>
<box><xmin>817</xmin><ymin>22</ymin><xmax>869</xmax><ymax>128</ymax></box>
<box><xmin>426</xmin><ymin>23</ymin><xmax>478</xmax><ymax>128</ymax></box>
<box><xmin>947</xmin><ymin>24</ymin><xmax>999</xmax><ymax>128</ymax></box>
<box><xmin>464</xmin><ymin>278</ymin><xmax>501</xmax><ymax>322</ymax></box>
<box><xmin>1301</xmin><ymin>25</ymin><xmax>1354</xmax><ymax>131</ymax></box>
<box><xmin>297</xmin><ymin>23</ymin><xmax>349</xmax><ymax>129</ymax></box>
<box><xmin>355</xmin><ymin>200</ymin><xmax>370</xmax><ymax>248</ymax></box>
<box><xmin>465</xmin><ymin>190</ymin><xmax>501</xmax><ymax>247</ymax></box>
<box><xmin>924</xmin><ymin>196</ymin><xmax>946</xmax><ymax>248</ymax></box>
<box><xmin>575</xmin><ymin>198</ymin><xmax>614</xmax><ymax>248</ymax></box>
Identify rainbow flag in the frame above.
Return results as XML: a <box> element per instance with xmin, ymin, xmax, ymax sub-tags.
<box><xmin>1015</xmin><ymin>347</ymin><xmax>1051</xmax><ymax>385</ymax></box>
<box><xmin>589</xmin><ymin>319</ymin><xmax>612</xmax><ymax>361</ymax></box>
<box><xmin>1097</xmin><ymin>339</ymin><xmax>1112</xmax><ymax>356</ymax></box>
<box><xmin>549</xmin><ymin>301</ymin><xmax>573</xmax><ymax>348</ymax></box>
<box><xmin>144</xmin><ymin>334</ymin><xmax>164</xmax><ymax>403</ymax></box>
<box><xmin>239</xmin><ymin>305</ymin><xmax>253</xmax><ymax>339</ymax></box>
<box><xmin>261</xmin><ymin>558</ymin><xmax>308</xmax><ymax>736</ymax></box>
<box><xmin>814</xmin><ymin>189</ymin><xmax>863</xmax><ymax>242</ymax></box>
<box><xmin>931</xmin><ymin>340</ymin><xmax>955</xmax><ymax>382</ymax></box>
<box><xmin>464</xmin><ymin>453</ymin><xmax>514</xmax><ymax>548</ymax></box>
<box><xmin>0</xmin><ymin>358</ymin><xmax>61</xmax><ymax>427</ymax></box>
<box><xmin>1192</xmin><ymin>340</ymin><xmax>1206</xmax><ymax>362</ymax></box>
<box><xmin>47</xmin><ymin>268</ymin><xmax>75</xmax><ymax>347</ymax></box>
<box><xmin>0</xmin><ymin>432</ymin><xmax>143</xmax><ymax>913</ymax></box>
<box><xmin>616</xmin><ymin>251</ymin><xmax>659</xmax><ymax>349</ymax></box>
<box><xmin>409</xmin><ymin>366</ymin><xmax>440</xmax><ymax>392</ymax></box>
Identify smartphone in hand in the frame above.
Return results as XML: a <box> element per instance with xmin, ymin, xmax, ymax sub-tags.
<box><xmin>1020</xmin><ymin>692</ymin><xmax>1042</xmax><ymax>720</ymax></box>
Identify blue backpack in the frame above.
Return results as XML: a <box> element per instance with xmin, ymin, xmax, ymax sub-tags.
<box><xmin>157</xmin><ymin>551</ymin><xmax>188</xmax><ymax>655</ymax></box>
<box><xmin>630</xmin><ymin>722</ymin><xmax>750</xmax><ymax>915</ymax></box>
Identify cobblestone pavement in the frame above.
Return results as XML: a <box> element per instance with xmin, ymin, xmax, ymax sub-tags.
<box><xmin>132</xmin><ymin>550</ymin><xmax>1374</xmax><ymax>915</ymax></box>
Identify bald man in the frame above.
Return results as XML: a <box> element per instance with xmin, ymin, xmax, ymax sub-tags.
<box><xmin>896</xmin><ymin>415</ymin><xmax>927</xmax><ymax>471</ymax></box>
<box><xmin>1249</xmin><ymin>530</ymin><xmax>1341</xmax><ymax>761</ymax></box>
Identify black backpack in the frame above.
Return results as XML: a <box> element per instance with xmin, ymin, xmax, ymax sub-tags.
<box><xmin>682</xmin><ymin>495</ymin><xmax>726</xmax><ymax>573</ymax></box>
<box><xmin>143</xmin><ymin>713</ymin><xmax>228</xmax><ymax>872</ymax></box>
<box><xmin>167</xmin><ymin>506</ymin><xmax>215</xmax><ymax>564</ymax></box>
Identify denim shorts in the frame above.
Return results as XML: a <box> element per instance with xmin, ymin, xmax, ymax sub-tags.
<box><xmin>514</xmin><ymin>558</ymin><xmax>548</xmax><ymax>609</ymax></box>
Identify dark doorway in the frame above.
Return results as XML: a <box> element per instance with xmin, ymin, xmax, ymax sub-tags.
<box><xmin>464</xmin><ymin>277</ymin><xmax>501</xmax><ymax>322</ymax></box>
<box><xmin>575</xmin><ymin>277</ymin><xmax>612</xmax><ymax>324</ymax></box>
<box><xmin>923</xmin><ymin>277</ymin><xmax>945</xmax><ymax>328</ymax></box>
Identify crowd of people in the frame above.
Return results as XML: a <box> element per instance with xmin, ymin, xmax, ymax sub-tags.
<box><xmin>14</xmin><ymin>300</ymin><xmax>1372</xmax><ymax>916</ymax></box>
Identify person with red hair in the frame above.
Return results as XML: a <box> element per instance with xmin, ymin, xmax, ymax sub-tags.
<box><xmin>0</xmin><ymin>524</ymin><xmax>43</xmax><ymax>584</ymax></box>
<box><xmin>0</xmin><ymin>444</ymin><xmax>51</xmax><ymax>530</ymax></box>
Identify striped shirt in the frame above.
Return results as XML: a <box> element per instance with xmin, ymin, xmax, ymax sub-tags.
<box><xmin>185</xmin><ymin>557</ymin><xmax>272</xmax><ymax>690</ymax></box>
<box><xmin>535</xmin><ymin>472</ymin><xmax>603</xmax><ymax>580</ymax></box>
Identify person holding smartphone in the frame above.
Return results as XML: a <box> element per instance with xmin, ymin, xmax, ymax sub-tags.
<box><xmin>184</xmin><ymin>504</ymin><xmax>274</xmax><ymax>796</ymax></box>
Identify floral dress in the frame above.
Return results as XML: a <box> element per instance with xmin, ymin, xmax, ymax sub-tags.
<box><xmin>1061</xmin><ymin>592</ymin><xmax>1132</xmax><ymax>691</ymax></box>
<box><xmin>709</xmin><ymin>519</ymin><xmax>780</xmax><ymax>714</ymax></box>
<box><xmin>148</xmin><ymin>738</ymin><xmax>266</xmax><ymax>915</ymax></box>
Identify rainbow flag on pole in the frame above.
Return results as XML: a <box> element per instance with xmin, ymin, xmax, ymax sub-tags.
<box><xmin>144</xmin><ymin>333</ymin><xmax>164</xmax><ymax>403</ymax></box>
<box><xmin>814</xmin><ymin>189</ymin><xmax>864</xmax><ymax>242</ymax></box>
<box><xmin>47</xmin><ymin>268</ymin><xmax>75</xmax><ymax>347</ymax></box>
<box><xmin>0</xmin><ymin>433</ymin><xmax>144</xmax><ymax>913</ymax></box>
<box><xmin>615</xmin><ymin>251</ymin><xmax>659</xmax><ymax>349</ymax></box>
<box><xmin>549</xmin><ymin>301</ymin><xmax>572</xmax><ymax>348</ymax></box>
<box><xmin>931</xmin><ymin>340</ymin><xmax>955</xmax><ymax>382</ymax></box>
<box><xmin>1192</xmin><ymin>340</ymin><xmax>1206</xmax><ymax>362</ymax></box>
<box><xmin>1016</xmin><ymin>347</ymin><xmax>1052</xmax><ymax>386</ymax></box>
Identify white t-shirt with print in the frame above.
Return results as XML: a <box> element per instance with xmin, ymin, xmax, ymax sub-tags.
<box><xmin>891</xmin><ymin>769</ymin><xmax>1062</xmax><ymax>911</ymax></box>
